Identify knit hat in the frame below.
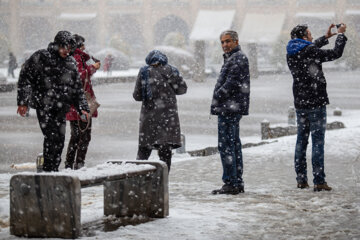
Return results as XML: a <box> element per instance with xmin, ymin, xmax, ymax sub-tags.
<box><xmin>73</xmin><ymin>34</ymin><xmax>85</xmax><ymax>49</ymax></box>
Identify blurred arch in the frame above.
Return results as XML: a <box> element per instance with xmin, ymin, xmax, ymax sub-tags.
<box><xmin>60</xmin><ymin>19</ymin><xmax>97</xmax><ymax>48</ymax></box>
<box><xmin>154</xmin><ymin>15</ymin><xmax>189</xmax><ymax>45</ymax></box>
<box><xmin>109</xmin><ymin>14</ymin><xmax>145</xmax><ymax>57</ymax></box>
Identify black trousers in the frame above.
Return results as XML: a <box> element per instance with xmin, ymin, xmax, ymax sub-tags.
<box><xmin>65</xmin><ymin>119</ymin><xmax>92</xmax><ymax>169</ymax></box>
<box><xmin>136</xmin><ymin>145</ymin><xmax>172</xmax><ymax>172</ymax></box>
<box><xmin>36</xmin><ymin>108</ymin><xmax>66</xmax><ymax>172</ymax></box>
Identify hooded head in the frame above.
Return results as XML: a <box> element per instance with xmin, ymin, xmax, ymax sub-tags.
<box><xmin>287</xmin><ymin>24</ymin><xmax>312</xmax><ymax>56</ymax></box>
<box><xmin>145</xmin><ymin>50</ymin><xmax>168</xmax><ymax>66</ymax></box>
<box><xmin>52</xmin><ymin>31</ymin><xmax>75</xmax><ymax>58</ymax></box>
<box><xmin>54</xmin><ymin>31</ymin><xmax>75</xmax><ymax>47</ymax></box>
<box><xmin>73</xmin><ymin>34</ymin><xmax>85</xmax><ymax>49</ymax></box>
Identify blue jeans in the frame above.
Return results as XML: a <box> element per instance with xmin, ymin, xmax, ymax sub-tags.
<box><xmin>295</xmin><ymin>106</ymin><xmax>327</xmax><ymax>185</ymax></box>
<box><xmin>218</xmin><ymin>114</ymin><xmax>243</xmax><ymax>187</ymax></box>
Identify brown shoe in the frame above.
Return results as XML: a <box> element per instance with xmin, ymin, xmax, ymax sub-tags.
<box><xmin>314</xmin><ymin>182</ymin><xmax>332</xmax><ymax>192</ymax></box>
<box><xmin>297</xmin><ymin>182</ymin><xmax>310</xmax><ymax>189</ymax></box>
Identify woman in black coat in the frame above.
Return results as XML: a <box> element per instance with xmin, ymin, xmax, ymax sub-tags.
<box><xmin>133</xmin><ymin>50</ymin><xmax>187</xmax><ymax>171</ymax></box>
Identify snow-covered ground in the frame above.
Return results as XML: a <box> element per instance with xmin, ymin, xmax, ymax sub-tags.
<box><xmin>0</xmin><ymin>69</ymin><xmax>359</xmax><ymax>239</ymax></box>
<box><xmin>93</xmin><ymin>69</ymin><xmax>139</xmax><ymax>78</ymax></box>
<box><xmin>0</xmin><ymin>110</ymin><xmax>359</xmax><ymax>239</ymax></box>
<box><xmin>0</xmin><ymin>68</ymin><xmax>20</xmax><ymax>83</ymax></box>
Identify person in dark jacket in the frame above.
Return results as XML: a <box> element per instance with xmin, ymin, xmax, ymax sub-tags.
<box><xmin>65</xmin><ymin>34</ymin><xmax>100</xmax><ymax>170</ymax></box>
<box><xmin>211</xmin><ymin>30</ymin><xmax>250</xmax><ymax>195</ymax></box>
<box><xmin>8</xmin><ymin>52</ymin><xmax>17</xmax><ymax>78</ymax></box>
<box><xmin>286</xmin><ymin>23</ymin><xmax>347</xmax><ymax>191</ymax></box>
<box><xmin>133</xmin><ymin>50</ymin><xmax>187</xmax><ymax>172</ymax></box>
<box><xmin>17</xmin><ymin>30</ymin><xmax>90</xmax><ymax>172</ymax></box>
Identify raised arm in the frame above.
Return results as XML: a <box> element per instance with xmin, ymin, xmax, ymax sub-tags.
<box><xmin>314</xmin><ymin>33</ymin><xmax>347</xmax><ymax>63</ymax></box>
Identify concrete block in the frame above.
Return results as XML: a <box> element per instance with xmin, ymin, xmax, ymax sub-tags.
<box><xmin>107</xmin><ymin>160</ymin><xmax>169</xmax><ymax>218</ymax></box>
<box><xmin>288</xmin><ymin>106</ymin><xmax>296</xmax><ymax>125</ymax></box>
<box><xmin>261</xmin><ymin>120</ymin><xmax>270</xmax><ymax>140</ymax></box>
<box><xmin>104</xmin><ymin>174</ymin><xmax>153</xmax><ymax>217</ymax></box>
<box><xmin>333</xmin><ymin>108</ymin><xmax>342</xmax><ymax>116</ymax></box>
<box><xmin>176</xmin><ymin>134</ymin><xmax>186</xmax><ymax>154</ymax></box>
<box><xmin>327</xmin><ymin>121</ymin><xmax>345</xmax><ymax>130</ymax></box>
<box><xmin>10</xmin><ymin>175</ymin><xmax>81</xmax><ymax>239</ymax></box>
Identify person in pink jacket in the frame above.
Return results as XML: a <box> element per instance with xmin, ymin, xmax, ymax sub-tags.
<box><xmin>65</xmin><ymin>34</ymin><xmax>100</xmax><ymax>169</ymax></box>
<box><xmin>104</xmin><ymin>54</ymin><xmax>114</xmax><ymax>76</ymax></box>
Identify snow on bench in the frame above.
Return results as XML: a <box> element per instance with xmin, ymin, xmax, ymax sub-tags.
<box><xmin>10</xmin><ymin>160</ymin><xmax>168</xmax><ymax>239</ymax></box>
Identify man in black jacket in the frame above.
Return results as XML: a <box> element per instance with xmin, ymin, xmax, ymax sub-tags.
<box><xmin>286</xmin><ymin>23</ymin><xmax>347</xmax><ymax>191</ymax></box>
<box><xmin>211</xmin><ymin>30</ymin><xmax>250</xmax><ymax>195</ymax></box>
<box><xmin>17</xmin><ymin>30</ymin><xmax>89</xmax><ymax>172</ymax></box>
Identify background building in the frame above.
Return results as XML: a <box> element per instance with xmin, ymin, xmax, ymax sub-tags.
<box><xmin>0</xmin><ymin>0</ymin><xmax>359</xmax><ymax>71</ymax></box>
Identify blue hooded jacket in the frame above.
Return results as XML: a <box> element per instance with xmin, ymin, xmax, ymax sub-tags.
<box><xmin>286</xmin><ymin>35</ymin><xmax>347</xmax><ymax>109</ymax></box>
<box><xmin>140</xmin><ymin>50</ymin><xmax>168</xmax><ymax>101</ymax></box>
<box><xmin>286</xmin><ymin>38</ymin><xmax>312</xmax><ymax>56</ymax></box>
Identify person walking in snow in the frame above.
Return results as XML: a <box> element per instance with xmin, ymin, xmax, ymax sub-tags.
<box><xmin>65</xmin><ymin>34</ymin><xmax>100</xmax><ymax>170</ymax></box>
<box><xmin>133</xmin><ymin>50</ymin><xmax>187</xmax><ymax>172</ymax></box>
<box><xmin>286</xmin><ymin>23</ymin><xmax>347</xmax><ymax>191</ymax></box>
<box><xmin>8</xmin><ymin>52</ymin><xmax>17</xmax><ymax>78</ymax></box>
<box><xmin>17</xmin><ymin>30</ymin><xmax>89</xmax><ymax>172</ymax></box>
<box><xmin>104</xmin><ymin>54</ymin><xmax>113</xmax><ymax>76</ymax></box>
<box><xmin>211</xmin><ymin>30</ymin><xmax>250</xmax><ymax>195</ymax></box>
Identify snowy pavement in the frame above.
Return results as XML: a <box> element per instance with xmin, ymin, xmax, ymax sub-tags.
<box><xmin>0</xmin><ymin>110</ymin><xmax>359</xmax><ymax>239</ymax></box>
<box><xmin>2</xmin><ymin>70</ymin><xmax>360</xmax><ymax>173</ymax></box>
<box><xmin>0</xmin><ymin>69</ymin><xmax>359</xmax><ymax>239</ymax></box>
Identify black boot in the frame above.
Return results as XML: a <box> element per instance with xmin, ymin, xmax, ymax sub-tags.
<box><xmin>212</xmin><ymin>184</ymin><xmax>240</xmax><ymax>195</ymax></box>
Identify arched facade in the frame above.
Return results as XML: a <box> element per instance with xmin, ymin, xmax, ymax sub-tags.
<box><xmin>109</xmin><ymin>14</ymin><xmax>146</xmax><ymax>57</ymax></box>
<box><xmin>60</xmin><ymin>18</ymin><xmax>97</xmax><ymax>48</ymax></box>
<box><xmin>2</xmin><ymin>0</ymin><xmax>360</xmax><ymax>58</ymax></box>
<box><xmin>153</xmin><ymin>15</ymin><xmax>190</xmax><ymax>45</ymax></box>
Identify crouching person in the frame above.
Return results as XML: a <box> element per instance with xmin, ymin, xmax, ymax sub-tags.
<box><xmin>17</xmin><ymin>30</ymin><xmax>89</xmax><ymax>172</ymax></box>
<box><xmin>133</xmin><ymin>50</ymin><xmax>187</xmax><ymax>172</ymax></box>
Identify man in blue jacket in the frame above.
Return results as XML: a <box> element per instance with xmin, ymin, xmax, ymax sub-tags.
<box><xmin>211</xmin><ymin>30</ymin><xmax>250</xmax><ymax>195</ymax></box>
<box><xmin>286</xmin><ymin>23</ymin><xmax>347</xmax><ymax>191</ymax></box>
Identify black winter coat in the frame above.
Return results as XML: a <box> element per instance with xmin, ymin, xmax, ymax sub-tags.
<box><xmin>17</xmin><ymin>43</ymin><xmax>89</xmax><ymax>114</ymax></box>
<box><xmin>211</xmin><ymin>46</ymin><xmax>250</xmax><ymax>116</ymax></box>
<box><xmin>133</xmin><ymin>63</ymin><xmax>187</xmax><ymax>149</ymax></box>
<box><xmin>286</xmin><ymin>35</ymin><xmax>347</xmax><ymax>109</ymax></box>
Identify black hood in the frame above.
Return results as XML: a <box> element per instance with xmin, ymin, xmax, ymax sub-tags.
<box><xmin>54</xmin><ymin>30</ymin><xmax>74</xmax><ymax>47</ymax></box>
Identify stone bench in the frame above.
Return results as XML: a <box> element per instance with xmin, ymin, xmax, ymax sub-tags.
<box><xmin>261</xmin><ymin>120</ymin><xmax>345</xmax><ymax>140</ymax></box>
<box><xmin>0</xmin><ymin>82</ymin><xmax>15</xmax><ymax>92</ymax></box>
<box><xmin>10</xmin><ymin>160</ymin><xmax>168</xmax><ymax>239</ymax></box>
